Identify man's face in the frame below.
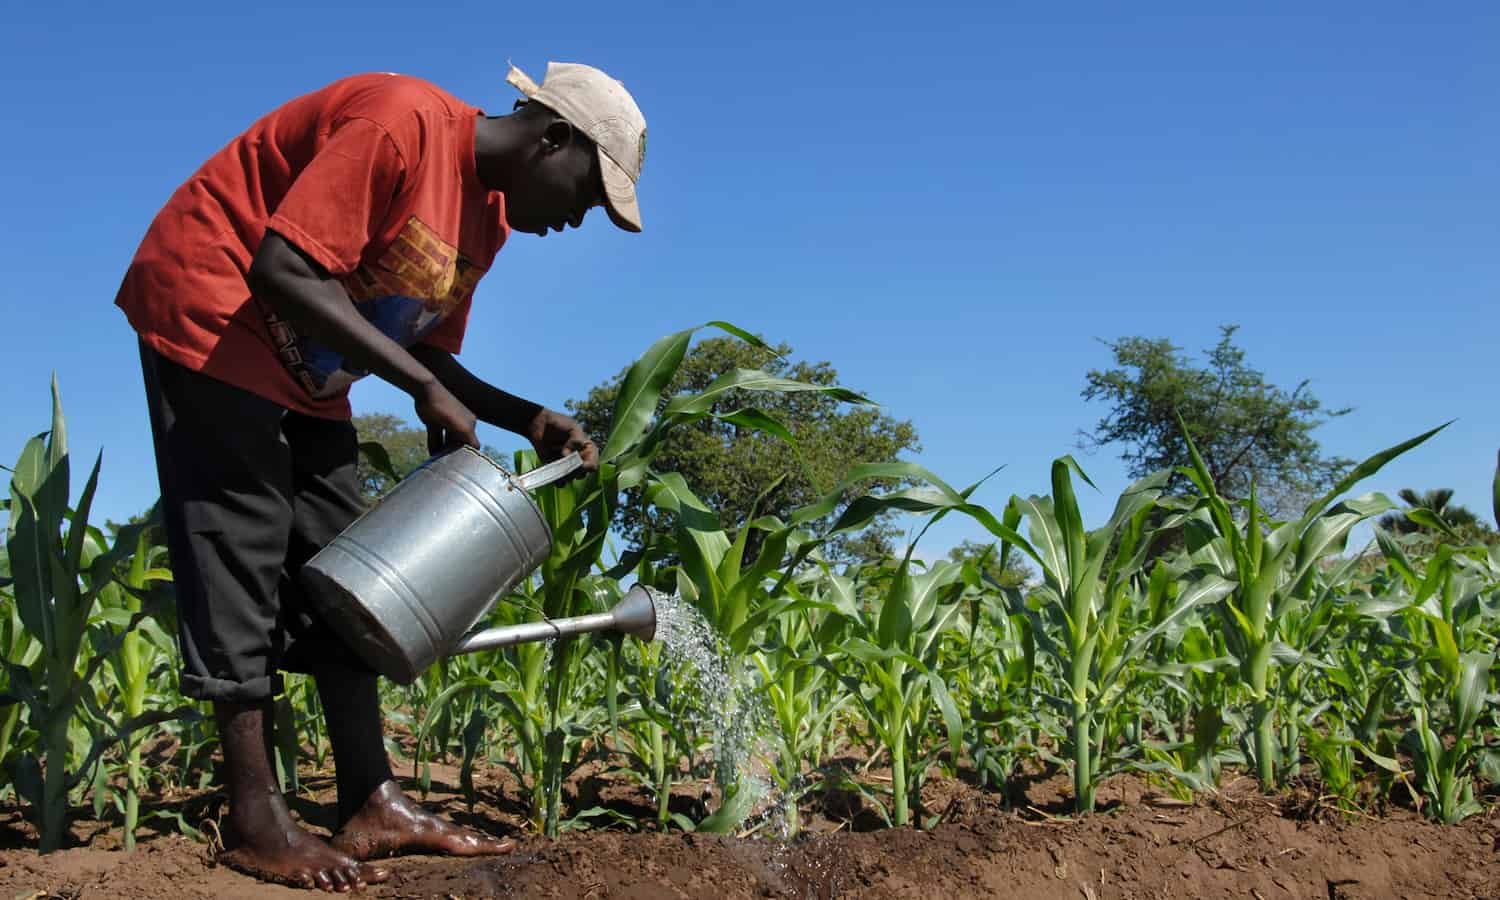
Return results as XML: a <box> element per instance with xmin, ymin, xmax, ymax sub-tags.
<box><xmin>504</xmin><ymin>120</ymin><xmax>606</xmax><ymax>237</ymax></box>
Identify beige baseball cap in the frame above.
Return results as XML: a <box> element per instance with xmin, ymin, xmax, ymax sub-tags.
<box><xmin>507</xmin><ymin>61</ymin><xmax>647</xmax><ymax>233</ymax></box>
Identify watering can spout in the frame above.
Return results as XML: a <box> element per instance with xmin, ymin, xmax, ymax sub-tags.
<box><xmin>445</xmin><ymin>584</ymin><xmax>661</xmax><ymax>656</ymax></box>
<box><xmin>608</xmin><ymin>583</ymin><xmax>658</xmax><ymax>642</ymax></box>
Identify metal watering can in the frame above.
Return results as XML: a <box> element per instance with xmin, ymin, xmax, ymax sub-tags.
<box><xmin>300</xmin><ymin>446</ymin><xmax>658</xmax><ymax>683</ymax></box>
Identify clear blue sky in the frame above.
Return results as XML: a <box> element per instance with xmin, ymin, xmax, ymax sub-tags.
<box><xmin>3</xmin><ymin>2</ymin><xmax>1496</xmax><ymax>556</ymax></box>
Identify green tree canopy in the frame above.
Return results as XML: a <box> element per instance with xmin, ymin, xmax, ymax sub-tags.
<box><xmin>945</xmin><ymin>539</ymin><xmax>1033</xmax><ymax>589</ymax></box>
<box><xmin>353</xmin><ymin>413</ymin><xmax>432</xmax><ymax>501</ymax></box>
<box><xmin>352</xmin><ymin>413</ymin><xmax>505</xmax><ymax>503</ymax></box>
<box><xmin>568</xmin><ymin>337</ymin><xmax>921</xmax><ymax>562</ymax></box>
<box><xmin>1080</xmin><ymin>325</ymin><xmax>1351</xmax><ymax>518</ymax></box>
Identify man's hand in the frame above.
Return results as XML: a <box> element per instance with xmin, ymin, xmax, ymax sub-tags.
<box><xmin>404</xmin><ymin>346</ymin><xmax>595</xmax><ymax>471</ymax></box>
<box><xmin>526</xmin><ymin>409</ymin><xmax>599</xmax><ymax>475</ymax></box>
<box><xmin>414</xmin><ymin>380</ymin><xmax>480</xmax><ymax>455</ymax></box>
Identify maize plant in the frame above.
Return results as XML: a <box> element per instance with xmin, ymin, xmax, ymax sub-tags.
<box><xmin>948</xmin><ymin>537</ymin><xmax>1044</xmax><ymax>795</ymax></box>
<box><xmin>1176</xmin><ymin>420</ymin><xmax>1444</xmax><ymax>791</ymax></box>
<box><xmin>495</xmin><ymin>322</ymin><xmax>869</xmax><ymax>837</ymax></box>
<box><xmin>750</xmin><ymin>575</ymin><xmax>851</xmax><ymax>836</ymax></box>
<box><xmin>608</xmin><ymin>632</ymin><xmax>700</xmax><ymax>829</ymax></box>
<box><xmin>2</xmin><ymin>379</ymin><xmax>192</xmax><ymax>852</ymax></box>
<box><xmin>1136</xmin><ymin>578</ymin><xmax>1237</xmax><ymax>797</ymax></box>
<box><xmin>0</xmin><ymin>549</ymin><xmax>41</xmax><ymax>801</ymax></box>
<box><xmin>1378</xmin><ymin>543</ymin><xmax>1499</xmax><ymax>822</ymax></box>
<box><xmin>86</xmin><ymin>512</ymin><xmax>177</xmax><ymax>850</ymax></box>
<box><xmin>816</xmin><ymin>558</ymin><xmax>965</xmax><ymax>827</ymax></box>
<box><xmin>1001</xmin><ymin>459</ymin><xmax>1234</xmax><ymax>813</ymax></box>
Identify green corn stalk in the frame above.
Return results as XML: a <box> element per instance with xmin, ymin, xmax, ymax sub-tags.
<box><xmin>599</xmin><ymin>541</ymin><xmax>697</xmax><ymax>830</ymax></box>
<box><xmin>764</xmin><ymin>462</ymin><xmax>1045</xmax><ymax>823</ymax></box>
<box><xmin>998</xmin><ymin>459</ymin><xmax>1233</xmax><ymax>814</ymax></box>
<box><xmin>3</xmin><ymin>379</ymin><xmax>192</xmax><ymax>852</ymax></box>
<box><xmin>501</xmin><ymin>629</ymin><xmax>554</xmax><ymax>822</ymax></box>
<box><xmin>749</xmin><ymin>577</ymin><xmax>848</xmax><ymax>836</ymax></box>
<box><xmin>1400</xmin><ymin>649</ymin><xmax>1492</xmax><ymax>824</ymax></box>
<box><xmin>950</xmin><ymin>543</ymin><xmax>1039</xmax><ymax>795</ymax></box>
<box><xmin>1309</xmin><ymin>627</ymin><xmax>1400</xmax><ymax>813</ymax></box>
<box><xmin>529</xmin><ymin>454</ymin><xmax>614</xmax><ymax>837</ymax></box>
<box><xmin>1176</xmin><ymin>419</ymin><xmax>1445</xmax><ymax>791</ymax></box>
<box><xmin>270</xmin><ymin>676</ymin><xmax>321</xmax><ymax>795</ymax></box>
<box><xmin>609</xmin><ymin>634</ymin><xmax>699</xmax><ymax>828</ymax></box>
<box><xmin>815</xmin><ymin>559</ymin><xmax>965</xmax><ymax>827</ymax></box>
<box><xmin>1303</xmin><ymin>729</ymin><xmax>1361</xmax><ymax>809</ymax></box>
<box><xmin>1138</xmin><ymin>617</ymin><xmax>1238</xmax><ymax>799</ymax></box>
<box><xmin>645</xmin><ymin>490</ymin><xmax>776</xmax><ymax>833</ymax></box>
<box><xmin>577</xmin><ymin>324</ymin><xmax>870</xmax><ymax>835</ymax></box>
<box><xmin>89</xmin><ymin>515</ymin><xmax>174</xmax><ymax>850</ymax></box>
<box><xmin>762</xmin><ymin>463</ymin><xmax>1029</xmax><ymax>811</ymax></box>
<box><xmin>1368</xmin><ymin>541</ymin><xmax>1498</xmax><ymax>823</ymax></box>
<box><xmin>1266</xmin><ymin>548</ymin><xmax>1372</xmax><ymax>785</ymax></box>
<box><xmin>0</xmin><ymin>566</ymin><xmax>42</xmax><ymax>800</ymax></box>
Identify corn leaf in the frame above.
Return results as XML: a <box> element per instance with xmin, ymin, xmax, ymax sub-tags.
<box><xmin>927</xmin><ymin>672</ymin><xmax>963</xmax><ymax>761</ymax></box>
<box><xmin>1050</xmin><ymin>457</ymin><xmax>1089</xmax><ymax>590</ymax></box>
<box><xmin>661</xmin><ymin>368</ymin><xmax>870</xmax><ymax>419</ymax></box>
<box><xmin>1492</xmin><ymin>448</ymin><xmax>1499</xmax><ymax>530</ymax></box>
<box><xmin>7</xmin><ymin>492</ymin><xmax>54</xmax><ymax>653</ymax></box>
<box><xmin>1298</xmin><ymin>423</ymin><xmax>1448</xmax><ymax>526</ymax></box>
<box><xmin>877</xmin><ymin>558</ymin><xmax>914</xmax><ymax>649</ymax></box>
<box><xmin>1455</xmin><ymin>650</ymin><xmax>1493</xmax><ymax>734</ymax></box>
<box><xmin>603</xmin><ymin>327</ymin><xmax>694</xmax><ymax>462</ymax></box>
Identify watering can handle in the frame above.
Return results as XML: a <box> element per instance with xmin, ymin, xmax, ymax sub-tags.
<box><xmin>514</xmin><ymin>452</ymin><xmax>585</xmax><ymax>492</ymax></box>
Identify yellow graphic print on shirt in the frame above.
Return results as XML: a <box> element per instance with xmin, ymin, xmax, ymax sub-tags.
<box><xmin>270</xmin><ymin>217</ymin><xmax>485</xmax><ymax>398</ymax></box>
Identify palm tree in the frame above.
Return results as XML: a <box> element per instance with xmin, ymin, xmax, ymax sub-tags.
<box><xmin>1378</xmin><ymin>488</ymin><xmax>1483</xmax><ymax>537</ymax></box>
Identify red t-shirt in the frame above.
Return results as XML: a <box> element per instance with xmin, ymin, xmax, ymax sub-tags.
<box><xmin>115</xmin><ymin>73</ymin><xmax>510</xmax><ymax>419</ymax></box>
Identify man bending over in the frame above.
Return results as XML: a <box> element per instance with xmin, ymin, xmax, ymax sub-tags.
<box><xmin>114</xmin><ymin>62</ymin><xmax>648</xmax><ymax>891</ymax></box>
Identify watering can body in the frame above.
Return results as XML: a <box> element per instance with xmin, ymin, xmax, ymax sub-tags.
<box><xmin>301</xmin><ymin>446</ymin><xmax>582</xmax><ymax>683</ymax></box>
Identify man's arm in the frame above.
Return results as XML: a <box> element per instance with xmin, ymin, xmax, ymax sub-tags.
<box><xmin>247</xmin><ymin>231</ymin><xmax>480</xmax><ymax>450</ymax></box>
<box><xmin>409</xmin><ymin>345</ymin><xmax>600</xmax><ymax>472</ymax></box>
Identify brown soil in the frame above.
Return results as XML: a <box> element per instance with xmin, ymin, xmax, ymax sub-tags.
<box><xmin>2</xmin><ymin>763</ymin><xmax>1497</xmax><ymax>899</ymax></box>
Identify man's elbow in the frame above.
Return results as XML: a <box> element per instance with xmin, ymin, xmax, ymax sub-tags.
<box><xmin>247</xmin><ymin>235</ymin><xmax>314</xmax><ymax>317</ymax></box>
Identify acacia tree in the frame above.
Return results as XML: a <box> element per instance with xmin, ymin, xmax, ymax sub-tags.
<box><xmin>568</xmin><ymin>337</ymin><xmax>920</xmax><ymax>562</ymax></box>
<box><xmin>1080</xmin><ymin>325</ymin><xmax>1351</xmax><ymax>518</ymax></box>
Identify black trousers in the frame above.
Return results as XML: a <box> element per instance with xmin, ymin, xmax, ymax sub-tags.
<box><xmin>139</xmin><ymin>341</ymin><xmax>373</xmax><ymax>703</ymax></box>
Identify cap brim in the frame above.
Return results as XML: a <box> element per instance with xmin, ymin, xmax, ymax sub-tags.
<box><xmin>598</xmin><ymin>147</ymin><xmax>642</xmax><ymax>233</ymax></box>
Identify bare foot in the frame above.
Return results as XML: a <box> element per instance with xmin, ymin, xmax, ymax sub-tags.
<box><xmin>217</xmin><ymin>799</ymin><xmax>391</xmax><ymax>892</ymax></box>
<box><xmin>331</xmin><ymin>780</ymin><xmax>516</xmax><ymax>860</ymax></box>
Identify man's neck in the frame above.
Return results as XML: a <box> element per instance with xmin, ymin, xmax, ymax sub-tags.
<box><xmin>473</xmin><ymin>114</ymin><xmax>526</xmax><ymax>194</ymax></box>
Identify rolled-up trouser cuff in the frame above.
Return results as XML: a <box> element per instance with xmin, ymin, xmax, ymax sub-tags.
<box><xmin>180</xmin><ymin>671</ymin><xmax>285</xmax><ymax>704</ymax></box>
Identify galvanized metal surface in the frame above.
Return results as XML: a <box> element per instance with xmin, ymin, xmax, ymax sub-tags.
<box><xmin>448</xmin><ymin>583</ymin><xmax>660</xmax><ymax>654</ymax></box>
<box><xmin>300</xmin><ymin>447</ymin><xmax>577</xmax><ymax>683</ymax></box>
<box><xmin>515</xmin><ymin>452</ymin><xmax>583</xmax><ymax>491</ymax></box>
